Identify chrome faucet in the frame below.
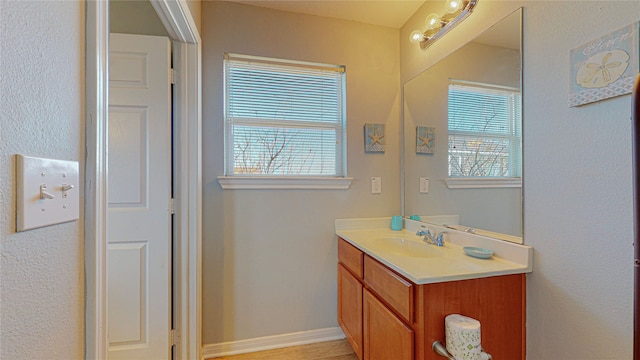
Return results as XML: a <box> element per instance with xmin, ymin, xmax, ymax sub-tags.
<box><xmin>416</xmin><ymin>228</ymin><xmax>449</xmax><ymax>247</ymax></box>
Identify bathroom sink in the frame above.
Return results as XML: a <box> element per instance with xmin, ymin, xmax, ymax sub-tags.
<box><xmin>369</xmin><ymin>237</ymin><xmax>445</xmax><ymax>258</ymax></box>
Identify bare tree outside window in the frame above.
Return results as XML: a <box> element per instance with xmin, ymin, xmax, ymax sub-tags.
<box><xmin>448</xmin><ymin>82</ymin><xmax>521</xmax><ymax>178</ymax></box>
<box><xmin>233</xmin><ymin>127</ymin><xmax>319</xmax><ymax>175</ymax></box>
<box><xmin>449</xmin><ymin>111</ymin><xmax>511</xmax><ymax>177</ymax></box>
<box><xmin>224</xmin><ymin>54</ymin><xmax>345</xmax><ymax>177</ymax></box>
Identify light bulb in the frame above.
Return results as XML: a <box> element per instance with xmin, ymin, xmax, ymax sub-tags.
<box><xmin>444</xmin><ymin>0</ymin><xmax>464</xmax><ymax>14</ymax></box>
<box><xmin>409</xmin><ymin>30</ymin><xmax>424</xmax><ymax>44</ymax></box>
<box><xmin>425</xmin><ymin>13</ymin><xmax>442</xmax><ymax>30</ymax></box>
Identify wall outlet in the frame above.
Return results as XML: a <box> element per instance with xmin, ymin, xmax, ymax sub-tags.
<box><xmin>371</xmin><ymin>177</ymin><xmax>382</xmax><ymax>194</ymax></box>
<box><xmin>420</xmin><ymin>177</ymin><xmax>429</xmax><ymax>193</ymax></box>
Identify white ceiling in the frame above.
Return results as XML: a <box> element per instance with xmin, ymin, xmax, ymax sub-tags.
<box><xmin>220</xmin><ymin>0</ymin><xmax>427</xmax><ymax>29</ymax></box>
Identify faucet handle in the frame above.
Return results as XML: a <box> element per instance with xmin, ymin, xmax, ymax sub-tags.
<box><xmin>436</xmin><ymin>231</ymin><xmax>449</xmax><ymax>246</ymax></box>
<box><xmin>416</xmin><ymin>228</ymin><xmax>430</xmax><ymax>237</ymax></box>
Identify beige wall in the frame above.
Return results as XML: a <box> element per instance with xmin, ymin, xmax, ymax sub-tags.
<box><xmin>202</xmin><ymin>1</ymin><xmax>401</xmax><ymax>344</ymax></box>
<box><xmin>109</xmin><ymin>0</ymin><xmax>202</xmax><ymax>36</ymax></box>
<box><xmin>186</xmin><ymin>0</ymin><xmax>202</xmax><ymax>34</ymax></box>
<box><xmin>110</xmin><ymin>0</ymin><xmax>169</xmax><ymax>36</ymax></box>
<box><xmin>110</xmin><ymin>0</ymin><xmax>201</xmax><ymax>37</ymax></box>
<box><xmin>402</xmin><ymin>1</ymin><xmax>639</xmax><ymax>358</ymax></box>
<box><xmin>0</xmin><ymin>1</ymin><xmax>85</xmax><ymax>359</ymax></box>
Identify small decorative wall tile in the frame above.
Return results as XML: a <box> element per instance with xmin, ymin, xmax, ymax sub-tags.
<box><xmin>364</xmin><ymin>123</ymin><xmax>385</xmax><ymax>153</ymax></box>
<box><xmin>416</xmin><ymin>126</ymin><xmax>434</xmax><ymax>154</ymax></box>
<box><xmin>569</xmin><ymin>21</ymin><xmax>639</xmax><ymax>107</ymax></box>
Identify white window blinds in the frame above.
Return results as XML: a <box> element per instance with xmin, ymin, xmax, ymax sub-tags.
<box><xmin>448</xmin><ymin>81</ymin><xmax>522</xmax><ymax>177</ymax></box>
<box><xmin>224</xmin><ymin>54</ymin><xmax>346</xmax><ymax>177</ymax></box>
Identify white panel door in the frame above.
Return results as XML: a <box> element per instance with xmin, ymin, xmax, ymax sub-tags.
<box><xmin>108</xmin><ymin>33</ymin><xmax>171</xmax><ymax>360</ymax></box>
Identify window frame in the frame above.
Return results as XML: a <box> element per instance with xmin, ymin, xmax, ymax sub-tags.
<box><xmin>446</xmin><ymin>80</ymin><xmax>522</xmax><ymax>189</ymax></box>
<box><xmin>218</xmin><ymin>54</ymin><xmax>352</xmax><ymax>190</ymax></box>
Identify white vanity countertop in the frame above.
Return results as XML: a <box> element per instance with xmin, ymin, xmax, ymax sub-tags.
<box><xmin>335</xmin><ymin>217</ymin><xmax>533</xmax><ymax>285</ymax></box>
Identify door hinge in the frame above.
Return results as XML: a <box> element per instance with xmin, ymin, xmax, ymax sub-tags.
<box><xmin>170</xmin><ymin>68</ymin><xmax>176</xmax><ymax>84</ymax></box>
<box><xmin>170</xmin><ymin>198</ymin><xmax>176</xmax><ymax>214</ymax></box>
<box><xmin>170</xmin><ymin>329</ymin><xmax>180</xmax><ymax>347</ymax></box>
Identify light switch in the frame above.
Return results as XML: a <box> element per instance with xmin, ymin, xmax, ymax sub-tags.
<box><xmin>16</xmin><ymin>155</ymin><xmax>80</xmax><ymax>232</ymax></box>
<box><xmin>371</xmin><ymin>177</ymin><xmax>382</xmax><ymax>194</ymax></box>
<box><xmin>420</xmin><ymin>177</ymin><xmax>429</xmax><ymax>193</ymax></box>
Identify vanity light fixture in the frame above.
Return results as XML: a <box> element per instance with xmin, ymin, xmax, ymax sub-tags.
<box><xmin>409</xmin><ymin>0</ymin><xmax>478</xmax><ymax>49</ymax></box>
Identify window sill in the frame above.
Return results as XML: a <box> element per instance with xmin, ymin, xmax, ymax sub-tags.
<box><xmin>445</xmin><ymin>177</ymin><xmax>522</xmax><ymax>189</ymax></box>
<box><xmin>217</xmin><ymin>176</ymin><xmax>353</xmax><ymax>190</ymax></box>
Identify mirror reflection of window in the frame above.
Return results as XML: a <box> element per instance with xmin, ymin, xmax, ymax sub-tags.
<box><xmin>447</xmin><ymin>80</ymin><xmax>522</xmax><ymax>178</ymax></box>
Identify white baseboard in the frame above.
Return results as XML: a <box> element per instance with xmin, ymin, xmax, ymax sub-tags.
<box><xmin>201</xmin><ymin>327</ymin><xmax>346</xmax><ymax>359</ymax></box>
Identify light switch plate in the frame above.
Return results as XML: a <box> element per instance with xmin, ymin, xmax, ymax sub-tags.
<box><xmin>16</xmin><ymin>155</ymin><xmax>80</xmax><ymax>232</ymax></box>
<box><xmin>420</xmin><ymin>177</ymin><xmax>429</xmax><ymax>193</ymax></box>
<box><xmin>371</xmin><ymin>177</ymin><xmax>381</xmax><ymax>194</ymax></box>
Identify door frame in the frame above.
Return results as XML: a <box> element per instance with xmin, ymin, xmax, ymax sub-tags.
<box><xmin>85</xmin><ymin>1</ymin><xmax>202</xmax><ymax>359</ymax></box>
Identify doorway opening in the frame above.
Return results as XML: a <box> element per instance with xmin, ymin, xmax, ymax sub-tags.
<box><xmin>85</xmin><ymin>1</ymin><xmax>202</xmax><ymax>359</ymax></box>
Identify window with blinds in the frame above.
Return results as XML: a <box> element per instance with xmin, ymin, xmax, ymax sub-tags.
<box><xmin>224</xmin><ymin>54</ymin><xmax>346</xmax><ymax>177</ymax></box>
<box><xmin>448</xmin><ymin>81</ymin><xmax>522</xmax><ymax>178</ymax></box>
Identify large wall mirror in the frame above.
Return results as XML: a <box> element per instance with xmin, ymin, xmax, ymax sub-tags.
<box><xmin>403</xmin><ymin>8</ymin><xmax>523</xmax><ymax>243</ymax></box>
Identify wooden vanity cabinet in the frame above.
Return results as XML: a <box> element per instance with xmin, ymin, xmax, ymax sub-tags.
<box><xmin>413</xmin><ymin>274</ymin><xmax>526</xmax><ymax>359</ymax></box>
<box><xmin>338</xmin><ymin>239</ymin><xmax>364</xmax><ymax>359</ymax></box>
<box><xmin>339</xmin><ymin>237</ymin><xmax>415</xmax><ymax>360</ymax></box>
<box><xmin>337</xmin><ymin>237</ymin><xmax>526</xmax><ymax>360</ymax></box>
<box><xmin>338</xmin><ymin>264</ymin><xmax>363</xmax><ymax>359</ymax></box>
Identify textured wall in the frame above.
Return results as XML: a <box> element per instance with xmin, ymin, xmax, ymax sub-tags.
<box><xmin>0</xmin><ymin>1</ymin><xmax>85</xmax><ymax>359</ymax></box>
<box><xmin>202</xmin><ymin>1</ymin><xmax>401</xmax><ymax>344</ymax></box>
<box><xmin>401</xmin><ymin>1</ymin><xmax>639</xmax><ymax>358</ymax></box>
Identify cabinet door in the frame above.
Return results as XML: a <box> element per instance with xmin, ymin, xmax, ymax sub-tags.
<box><xmin>338</xmin><ymin>264</ymin><xmax>363</xmax><ymax>359</ymax></box>
<box><xmin>363</xmin><ymin>289</ymin><xmax>414</xmax><ymax>360</ymax></box>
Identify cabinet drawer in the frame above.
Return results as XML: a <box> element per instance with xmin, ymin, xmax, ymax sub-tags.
<box><xmin>364</xmin><ymin>255</ymin><xmax>414</xmax><ymax>323</ymax></box>
<box><xmin>338</xmin><ymin>238</ymin><xmax>363</xmax><ymax>279</ymax></box>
